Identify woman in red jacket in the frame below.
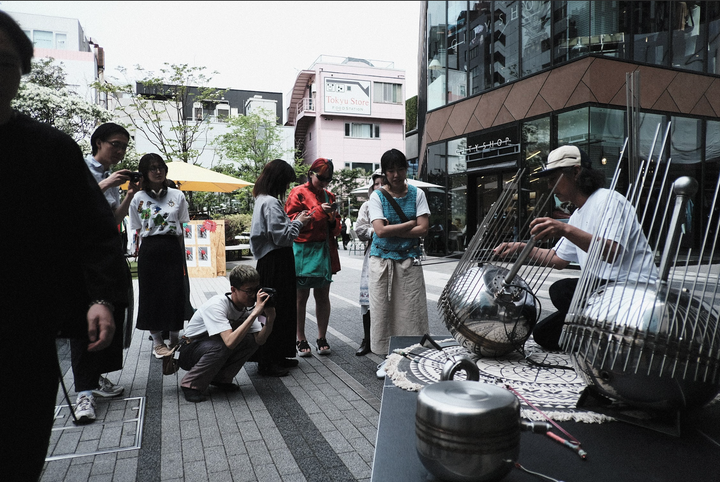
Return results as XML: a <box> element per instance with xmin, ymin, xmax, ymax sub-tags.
<box><xmin>285</xmin><ymin>158</ymin><xmax>342</xmax><ymax>356</ymax></box>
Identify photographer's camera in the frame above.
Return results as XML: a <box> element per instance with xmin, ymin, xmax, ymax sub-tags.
<box><xmin>260</xmin><ymin>287</ymin><xmax>276</xmax><ymax>307</ymax></box>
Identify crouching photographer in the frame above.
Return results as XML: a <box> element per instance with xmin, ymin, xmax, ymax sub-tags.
<box><xmin>177</xmin><ymin>265</ymin><xmax>275</xmax><ymax>403</ymax></box>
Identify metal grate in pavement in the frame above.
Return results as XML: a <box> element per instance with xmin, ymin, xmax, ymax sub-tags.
<box><xmin>45</xmin><ymin>396</ymin><xmax>145</xmax><ymax>461</ymax></box>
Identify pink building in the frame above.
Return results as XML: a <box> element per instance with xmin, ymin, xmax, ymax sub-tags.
<box><xmin>286</xmin><ymin>55</ymin><xmax>406</xmax><ymax>173</ymax></box>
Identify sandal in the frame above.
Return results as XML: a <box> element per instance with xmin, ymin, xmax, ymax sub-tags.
<box><xmin>316</xmin><ymin>337</ymin><xmax>331</xmax><ymax>356</ymax></box>
<box><xmin>296</xmin><ymin>339</ymin><xmax>312</xmax><ymax>357</ymax></box>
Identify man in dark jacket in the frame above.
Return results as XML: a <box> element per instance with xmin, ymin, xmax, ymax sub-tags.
<box><xmin>0</xmin><ymin>11</ymin><xmax>129</xmax><ymax>480</ymax></box>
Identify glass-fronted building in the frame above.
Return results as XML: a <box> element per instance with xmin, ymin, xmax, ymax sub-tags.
<box><xmin>417</xmin><ymin>1</ymin><xmax>720</xmax><ymax>256</ymax></box>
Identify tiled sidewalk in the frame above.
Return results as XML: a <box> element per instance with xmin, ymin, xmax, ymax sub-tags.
<box><xmin>43</xmin><ymin>249</ymin><xmax>575</xmax><ymax>481</ymax></box>
<box><xmin>43</xmin><ymin>251</ymin><xmax>432</xmax><ymax>482</ymax></box>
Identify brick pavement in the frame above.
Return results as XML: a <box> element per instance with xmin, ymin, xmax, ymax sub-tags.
<box><xmin>42</xmin><ymin>249</ymin><xmax>570</xmax><ymax>482</ymax></box>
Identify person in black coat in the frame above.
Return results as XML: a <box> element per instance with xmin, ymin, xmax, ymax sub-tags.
<box><xmin>0</xmin><ymin>11</ymin><xmax>129</xmax><ymax>480</ymax></box>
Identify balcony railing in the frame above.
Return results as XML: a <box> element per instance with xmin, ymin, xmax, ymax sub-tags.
<box><xmin>296</xmin><ymin>97</ymin><xmax>314</xmax><ymax>117</ymax></box>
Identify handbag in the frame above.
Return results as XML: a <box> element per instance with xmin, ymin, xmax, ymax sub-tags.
<box><xmin>294</xmin><ymin>241</ymin><xmax>331</xmax><ymax>278</ymax></box>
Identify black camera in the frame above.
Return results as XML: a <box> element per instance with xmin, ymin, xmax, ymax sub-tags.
<box><xmin>260</xmin><ymin>287</ymin><xmax>276</xmax><ymax>306</ymax></box>
<box><xmin>129</xmin><ymin>171</ymin><xmax>142</xmax><ymax>183</ymax></box>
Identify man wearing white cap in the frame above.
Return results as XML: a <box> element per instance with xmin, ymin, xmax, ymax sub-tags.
<box><xmin>494</xmin><ymin>145</ymin><xmax>657</xmax><ymax>350</ymax></box>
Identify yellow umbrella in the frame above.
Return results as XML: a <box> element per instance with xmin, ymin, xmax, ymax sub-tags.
<box><xmin>121</xmin><ymin>162</ymin><xmax>253</xmax><ymax>192</ymax></box>
<box><xmin>166</xmin><ymin>162</ymin><xmax>253</xmax><ymax>192</ymax></box>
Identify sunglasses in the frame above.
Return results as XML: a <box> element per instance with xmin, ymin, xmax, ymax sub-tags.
<box><xmin>315</xmin><ymin>173</ymin><xmax>332</xmax><ymax>183</ymax></box>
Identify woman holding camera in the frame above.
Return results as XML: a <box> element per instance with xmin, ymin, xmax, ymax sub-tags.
<box><xmin>285</xmin><ymin>158</ymin><xmax>342</xmax><ymax>357</ymax></box>
<box><xmin>129</xmin><ymin>153</ymin><xmax>189</xmax><ymax>359</ymax></box>
<box><xmin>250</xmin><ymin>160</ymin><xmax>311</xmax><ymax>376</ymax></box>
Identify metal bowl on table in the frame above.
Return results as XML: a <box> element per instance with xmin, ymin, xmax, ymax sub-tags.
<box><xmin>415</xmin><ymin>381</ymin><xmax>520</xmax><ymax>482</ymax></box>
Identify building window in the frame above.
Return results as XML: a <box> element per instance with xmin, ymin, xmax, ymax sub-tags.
<box><xmin>373</xmin><ymin>82</ymin><xmax>402</xmax><ymax>103</ymax></box>
<box><xmin>193</xmin><ymin>102</ymin><xmax>203</xmax><ymax>121</ymax></box>
<box><xmin>27</xmin><ymin>29</ymin><xmax>68</xmax><ymax>50</ymax></box>
<box><xmin>427</xmin><ymin>0</ymin><xmax>447</xmax><ymax>111</ymax></box>
<box><xmin>216</xmin><ymin>102</ymin><xmax>230</xmax><ymax>121</ymax></box>
<box><xmin>55</xmin><ymin>33</ymin><xmax>67</xmax><ymax>50</ymax></box>
<box><xmin>447</xmin><ymin>1</ymin><xmax>468</xmax><ymax>102</ymax></box>
<box><xmin>351</xmin><ymin>162</ymin><xmax>376</xmax><ymax>173</ymax></box>
<box><xmin>345</xmin><ymin>123</ymin><xmax>380</xmax><ymax>138</ymax></box>
<box><xmin>33</xmin><ymin>30</ymin><xmax>54</xmax><ymax>49</ymax></box>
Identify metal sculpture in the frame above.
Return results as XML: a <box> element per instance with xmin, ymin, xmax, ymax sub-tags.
<box><xmin>440</xmin><ymin>123</ymin><xmax>720</xmax><ymax>416</ymax></box>
<box><xmin>562</xmin><ymin>127</ymin><xmax>720</xmax><ymax>412</ymax></box>
<box><xmin>439</xmin><ymin>170</ymin><xmax>555</xmax><ymax>357</ymax></box>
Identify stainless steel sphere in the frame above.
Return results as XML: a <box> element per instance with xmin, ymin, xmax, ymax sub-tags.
<box><xmin>563</xmin><ymin>282</ymin><xmax>720</xmax><ymax>410</ymax></box>
<box><xmin>440</xmin><ymin>265</ymin><xmax>537</xmax><ymax>357</ymax></box>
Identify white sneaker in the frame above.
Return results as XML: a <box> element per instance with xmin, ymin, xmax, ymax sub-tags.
<box><xmin>92</xmin><ymin>376</ymin><xmax>124</xmax><ymax>398</ymax></box>
<box><xmin>376</xmin><ymin>361</ymin><xmax>387</xmax><ymax>379</ymax></box>
<box><xmin>74</xmin><ymin>394</ymin><xmax>96</xmax><ymax>424</ymax></box>
<box><xmin>153</xmin><ymin>344</ymin><xmax>172</xmax><ymax>359</ymax></box>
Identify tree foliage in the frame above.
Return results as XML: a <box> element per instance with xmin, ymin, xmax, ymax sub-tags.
<box><xmin>94</xmin><ymin>63</ymin><xmax>225</xmax><ymax>164</ymax></box>
<box><xmin>406</xmin><ymin>95</ymin><xmax>418</xmax><ymax>132</ymax></box>
<box><xmin>213</xmin><ymin>108</ymin><xmax>290</xmax><ymax>180</ymax></box>
<box><xmin>11</xmin><ymin>58</ymin><xmax>113</xmax><ymax>148</ymax></box>
<box><xmin>331</xmin><ymin>167</ymin><xmax>366</xmax><ymax>219</ymax></box>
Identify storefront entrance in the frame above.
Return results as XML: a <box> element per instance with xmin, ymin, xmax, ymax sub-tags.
<box><xmin>466</xmin><ymin>170</ymin><xmax>519</xmax><ymax>247</ymax></box>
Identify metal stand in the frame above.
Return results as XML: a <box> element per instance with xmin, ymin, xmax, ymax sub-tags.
<box><xmin>576</xmin><ymin>387</ymin><xmax>682</xmax><ymax>437</ymax></box>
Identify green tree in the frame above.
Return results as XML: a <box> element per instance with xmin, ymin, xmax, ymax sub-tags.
<box><xmin>94</xmin><ymin>63</ymin><xmax>226</xmax><ymax>164</ymax></box>
<box><xmin>332</xmin><ymin>167</ymin><xmax>366</xmax><ymax>219</ymax></box>
<box><xmin>406</xmin><ymin>95</ymin><xmax>418</xmax><ymax>132</ymax></box>
<box><xmin>213</xmin><ymin>107</ymin><xmax>290</xmax><ymax>180</ymax></box>
<box><xmin>192</xmin><ymin>162</ymin><xmax>254</xmax><ymax>215</ymax></box>
<box><xmin>12</xmin><ymin>58</ymin><xmax>113</xmax><ymax>150</ymax></box>
<box><xmin>208</xmin><ymin>107</ymin><xmax>296</xmax><ymax>215</ymax></box>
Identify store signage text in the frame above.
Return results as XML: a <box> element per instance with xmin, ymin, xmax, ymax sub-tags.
<box><xmin>456</xmin><ymin>137</ymin><xmax>514</xmax><ymax>156</ymax></box>
<box><xmin>324</xmin><ymin>78</ymin><xmax>371</xmax><ymax>115</ymax></box>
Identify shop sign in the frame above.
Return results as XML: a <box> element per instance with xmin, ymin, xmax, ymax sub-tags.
<box><xmin>324</xmin><ymin>79</ymin><xmax>371</xmax><ymax>115</ymax></box>
<box><xmin>457</xmin><ymin>137</ymin><xmax>514</xmax><ymax>156</ymax></box>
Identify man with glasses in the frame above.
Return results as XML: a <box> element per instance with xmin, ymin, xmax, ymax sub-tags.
<box><xmin>87</xmin><ymin>122</ymin><xmax>140</xmax><ymax>224</ymax></box>
<box><xmin>70</xmin><ymin>122</ymin><xmax>140</xmax><ymax>423</ymax></box>
<box><xmin>178</xmin><ymin>265</ymin><xmax>276</xmax><ymax>402</ymax></box>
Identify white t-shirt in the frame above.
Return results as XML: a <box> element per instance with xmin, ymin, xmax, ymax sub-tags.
<box><xmin>554</xmin><ymin>188</ymin><xmax>658</xmax><ymax>283</ymax></box>
<box><xmin>367</xmin><ymin>184</ymin><xmax>430</xmax><ymax>223</ymax></box>
<box><xmin>129</xmin><ymin>188</ymin><xmax>189</xmax><ymax>237</ymax></box>
<box><xmin>184</xmin><ymin>293</ymin><xmax>263</xmax><ymax>338</ymax></box>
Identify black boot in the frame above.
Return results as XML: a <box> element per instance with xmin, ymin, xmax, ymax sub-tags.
<box><xmin>356</xmin><ymin>312</ymin><xmax>372</xmax><ymax>356</ymax></box>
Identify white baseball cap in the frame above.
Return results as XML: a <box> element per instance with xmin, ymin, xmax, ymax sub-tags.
<box><xmin>533</xmin><ymin>145</ymin><xmax>591</xmax><ymax>178</ymax></box>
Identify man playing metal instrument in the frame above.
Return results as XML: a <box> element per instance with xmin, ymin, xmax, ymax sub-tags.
<box><xmin>494</xmin><ymin>145</ymin><xmax>657</xmax><ymax>350</ymax></box>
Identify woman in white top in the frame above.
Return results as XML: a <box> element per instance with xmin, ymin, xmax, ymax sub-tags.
<box><xmin>249</xmin><ymin>160</ymin><xmax>311</xmax><ymax>376</ymax></box>
<box><xmin>368</xmin><ymin>149</ymin><xmax>430</xmax><ymax>357</ymax></box>
<box><xmin>129</xmin><ymin>154</ymin><xmax>189</xmax><ymax>359</ymax></box>
<box><xmin>354</xmin><ymin>169</ymin><xmax>383</xmax><ymax>356</ymax></box>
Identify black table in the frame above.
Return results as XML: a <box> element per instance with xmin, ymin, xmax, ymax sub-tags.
<box><xmin>371</xmin><ymin>336</ymin><xmax>720</xmax><ymax>482</ymax></box>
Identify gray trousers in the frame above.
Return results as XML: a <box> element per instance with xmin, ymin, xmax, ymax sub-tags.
<box><xmin>178</xmin><ymin>334</ymin><xmax>258</xmax><ymax>392</ymax></box>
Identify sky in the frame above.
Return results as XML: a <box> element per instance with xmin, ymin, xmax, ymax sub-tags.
<box><xmin>2</xmin><ymin>1</ymin><xmax>422</xmax><ymax>105</ymax></box>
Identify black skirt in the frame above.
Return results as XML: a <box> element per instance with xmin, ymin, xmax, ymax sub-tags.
<box><xmin>136</xmin><ymin>235</ymin><xmax>186</xmax><ymax>332</ymax></box>
<box><xmin>250</xmin><ymin>246</ymin><xmax>298</xmax><ymax>363</ymax></box>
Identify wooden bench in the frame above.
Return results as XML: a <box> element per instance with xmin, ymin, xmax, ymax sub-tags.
<box><xmin>225</xmin><ymin>243</ymin><xmax>251</xmax><ymax>261</ymax></box>
<box><xmin>225</xmin><ymin>244</ymin><xmax>250</xmax><ymax>252</ymax></box>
